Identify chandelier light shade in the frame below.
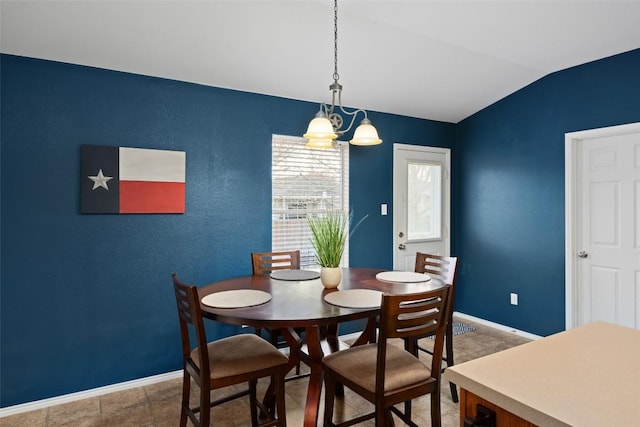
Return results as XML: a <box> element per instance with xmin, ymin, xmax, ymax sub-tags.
<box><xmin>303</xmin><ymin>0</ymin><xmax>382</xmax><ymax>148</ymax></box>
<box><xmin>350</xmin><ymin>118</ymin><xmax>382</xmax><ymax>146</ymax></box>
<box><xmin>303</xmin><ymin>111</ymin><xmax>338</xmax><ymax>142</ymax></box>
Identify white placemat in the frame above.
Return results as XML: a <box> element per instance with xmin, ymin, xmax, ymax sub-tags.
<box><xmin>324</xmin><ymin>289</ymin><xmax>383</xmax><ymax>309</ymax></box>
<box><xmin>201</xmin><ymin>290</ymin><xmax>271</xmax><ymax>308</ymax></box>
<box><xmin>270</xmin><ymin>269</ymin><xmax>320</xmax><ymax>281</ymax></box>
<box><xmin>375</xmin><ymin>271</ymin><xmax>431</xmax><ymax>283</ymax></box>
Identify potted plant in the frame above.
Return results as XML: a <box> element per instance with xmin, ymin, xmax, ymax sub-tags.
<box><xmin>308</xmin><ymin>210</ymin><xmax>366</xmax><ymax>288</ymax></box>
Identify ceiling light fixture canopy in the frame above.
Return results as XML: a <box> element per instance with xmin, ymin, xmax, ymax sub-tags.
<box><xmin>304</xmin><ymin>0</ymin><xmax>382</xmax><ymax>148</ymax></box>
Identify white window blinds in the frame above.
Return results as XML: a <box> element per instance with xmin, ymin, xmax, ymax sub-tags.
<box><xmin>272</xmin><ymin>135</ymin><xmax>349</xmax><ymax>269</ymax></box>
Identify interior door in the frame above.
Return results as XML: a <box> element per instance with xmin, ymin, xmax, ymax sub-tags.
<box><xmin>575</xmin><ymin>130</ymin><xmax>640</xmax><ymax>328</ymax></box>
<box><xmin>393</xmin><ymin>144</ymin><xmax>450</xmax><ymax>271</ymax></box>
<box><xmin>566</xmin><ymin>123</ymin><xmax>640</xmax><ymax>329</ymax></box>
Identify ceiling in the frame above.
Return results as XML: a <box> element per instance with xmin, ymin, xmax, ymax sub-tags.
<box><xmin>2</xmin><ymin>0</ymin><xmax>639</xmax><ymax>123</ymax></box>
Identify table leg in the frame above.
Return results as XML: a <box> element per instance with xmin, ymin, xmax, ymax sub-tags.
<box><xmin>303</xmin><ymin>326</ymin><xmax>324</xmax><ymax>427</ymax></box>
<box><xmin>280</xmin><ymin>327</ymin><xmax>303</xmax><ymax>375</ymax></box>
<box><xmin>262</xmin><ymin>327</ymin><xmax>302</xmax><ymax>415</ymax></box>
<box><xmin>351</xmin><ymin>316</ymin><xmax>377</xmax><ymax>346</ymax></box>
<box><xmin>265</xmin><ymin>323</ymin><xmax>362</xmax><ymax>427</ymax></box>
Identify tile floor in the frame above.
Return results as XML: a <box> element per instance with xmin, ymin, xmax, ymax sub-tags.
<box><xmin>1</xmin><ymin>318</ymin><xmax>531</xmax><ymax>427</ymax></box>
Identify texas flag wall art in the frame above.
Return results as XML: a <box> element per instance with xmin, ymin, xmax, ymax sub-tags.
<box><xmin>81</xmin><ymin>145</ymin><xmax>186</xmax><ymax>214</ymax></box>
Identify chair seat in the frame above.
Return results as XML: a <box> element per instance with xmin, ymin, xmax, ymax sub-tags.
<box><xmin>323</xmin><ymin>343</ymin><xmax>433</xmax><ymax>393</ymax></box>
<box><xmin>191</xmin><ymin>334</ymin><xmax>289</xmax><ymax>379</ymax></box>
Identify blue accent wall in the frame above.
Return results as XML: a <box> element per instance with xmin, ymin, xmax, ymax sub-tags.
<box><xmin>0</xmin><ymin>54</ymin><xmax>454</xmax><ymax>407</ymax></box>
<box><xmin>454</xmin><ymin>49</ymin><xmax>640</xmax><ymax>336</ymax></box>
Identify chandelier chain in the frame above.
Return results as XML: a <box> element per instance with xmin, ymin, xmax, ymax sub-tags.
<box><xmin>303</xmin><ymin>0</ymin><xmax>381</xmax><ymax>146</ymax></box>
<box><xmin>333</xmin><ymin>0</ymin><xmax>339</xmax><ymax>82</ymax></box>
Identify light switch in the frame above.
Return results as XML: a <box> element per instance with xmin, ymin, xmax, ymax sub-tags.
<box><xmin>381</xmin><ymin>204</ymin><xmax>388</xmax><ymax>215</ymax></box>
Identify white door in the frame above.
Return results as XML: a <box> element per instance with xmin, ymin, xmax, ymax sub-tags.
<box><xmin>565</xmin><ymin>123</ymin><xmax>640</xmax><ymax>329</ymax></box>
<box><xmin>393</xmin><ymin>144</ymin><xmax>450</xmax><ymax>271</ymax></box>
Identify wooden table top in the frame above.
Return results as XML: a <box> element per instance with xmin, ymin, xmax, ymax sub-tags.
<box><xmin>198</xmin><ymin>267</ymin><xmax>444</xmax><ymax>328</ymax></box>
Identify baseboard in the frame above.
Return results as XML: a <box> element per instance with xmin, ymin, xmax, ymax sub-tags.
<box><xmin>1</xmin><ymin>313</ymin><xmax>540</xmax><ymax>417</ymax></box>
<box><xmin>454</xmin><ymin>311</ymin><xmax>543</xmax><ymax>341</ymax></box>
<box><xmin>0</xmin><ymin>370</ymin><xmax>182</xmax><ymax>418</ymax></box>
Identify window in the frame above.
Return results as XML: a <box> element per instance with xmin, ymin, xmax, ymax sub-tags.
<box><xmin>272</xmin><ymin>135</ymin><xmax>349</xmax><ymax>268</ymax></box>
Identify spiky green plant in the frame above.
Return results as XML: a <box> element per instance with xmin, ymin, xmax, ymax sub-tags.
<box><xmin>307</xmin><ymin>211</ymin><xmax>349</xmax><ymax>268</ymax></box>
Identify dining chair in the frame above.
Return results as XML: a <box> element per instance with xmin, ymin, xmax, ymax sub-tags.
<box><xmin>172</xmin><ymin>274</ymin><xmax>288</xmax><ymax>427</ymax></box>
<box><xmin>251</xmin><ymin>250</ymin><xmax>305</xmax><ymax>375</ymax></box>
<box><xmin>413</xmin><ymin>252</ymin><xmax>459</xmax><ymax>403</ymax></box>
<box><xmin>251</xmin><ymin>250</ymin><xmax>301</xmax><ymax>340</ymax></box>
<box><xmin>322</xmin><ymin>285</ymin><xmax>452</xmax><ymax>427</ymax></box>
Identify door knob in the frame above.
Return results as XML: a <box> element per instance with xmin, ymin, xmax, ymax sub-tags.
<box><xmin>578</xmin><ymin>251</ymin><xmax>588</xmax><ymax>258</ymax></box>
<box><xmin>398</xmin><ymin>243</ymin><xmax>406</xmax><ymax>250</ymax></box>
<box><xmin>398</xmin><ymin>232</ymin><xmax>404</xmax><ymax>237</ymax></box>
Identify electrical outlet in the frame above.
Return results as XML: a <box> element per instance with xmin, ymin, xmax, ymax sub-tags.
<box><xmin>510</xmin><ymin>293</ymin><xmax>518</xmax><ymax>305</ymax></box>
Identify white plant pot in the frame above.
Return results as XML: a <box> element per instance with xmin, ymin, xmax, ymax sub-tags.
<box><xmin>320</xmin><ymin>267</ymin><xmax>342</xmax><ymax>288</ymax></box>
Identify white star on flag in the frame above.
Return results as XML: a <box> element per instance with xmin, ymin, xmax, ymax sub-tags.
<box><xmin>88</xmin><ymin>169</ymin><xmax>113</xmax><ymax>190</ymax></box>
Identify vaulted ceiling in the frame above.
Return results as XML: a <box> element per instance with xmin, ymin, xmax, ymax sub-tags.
<box><xmin>2</xmin><ymin>1</ymin><xmax>639</xmax><ymax>123</ymax></box>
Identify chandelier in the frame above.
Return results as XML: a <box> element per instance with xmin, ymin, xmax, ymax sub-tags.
<box><xmin>303</xmin><ymin>0</ymin><xmax>382</xmax><ymax>148</ymax></box>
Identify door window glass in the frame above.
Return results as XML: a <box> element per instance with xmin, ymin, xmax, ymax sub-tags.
<box><xmin>407</xmin><ymin>162</ymin><xmax>441</xmax><ymax>240</ymax></box>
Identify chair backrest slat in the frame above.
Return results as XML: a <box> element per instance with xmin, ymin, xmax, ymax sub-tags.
<box><xmin>251</xmin><ymin>250</ymin><xmax>300</xmax><ymax>275</ymax></box>
<box><xmin>414</xmin><ymin>253</ymin><xmax>458</xmax><ymax>286</ymax></box>
<box><xmin>394</xmin><ymin>297</ymin><xmax>445</xmax><ymax>336</ymax></box>
<box><xmin>380</xmin><ymin>288</ymin><xmax>450</xmax><ymax>340</ymax></box>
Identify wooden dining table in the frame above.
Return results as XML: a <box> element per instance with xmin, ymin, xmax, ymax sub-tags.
<box><xmin>198</xmin><ymin>267</ymin><xmax>445</xmax><ymax>427</ymax></box>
